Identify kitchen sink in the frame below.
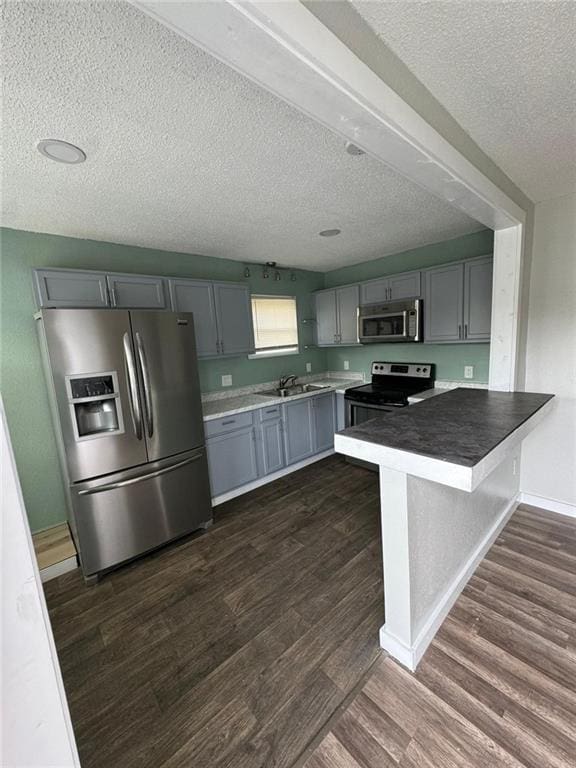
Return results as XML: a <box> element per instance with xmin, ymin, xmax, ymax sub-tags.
<box><xmin>260</xmin><ymin>383</ymin><xmax>331</xmax><ymax>398</ymax></box>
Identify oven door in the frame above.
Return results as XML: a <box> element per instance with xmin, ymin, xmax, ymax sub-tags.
<box><xmin>345</xmin><ymin>399</ymin><xmax>399</xmax><ymax>428</ymax></box>
<box><xmin>344</xmin><ymin>399</ymin><xmax>401</xmax><ymax>471</ymax></box>
<box><xmin>358</xmin><ymin>310</ymin><xmax>409</xmax><ymax>343</ymax></box>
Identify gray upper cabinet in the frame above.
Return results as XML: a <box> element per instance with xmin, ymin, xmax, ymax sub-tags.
<box><xmin>360</xmin><ymin>271</ymin><xmax>421</xmax><ymax>305</ymax></box>
<box><xmin>315</xmin><ymin>290</ymin><xmax>338</xmax><ymax>346</ymax></box>
<box><xmin>283</xmin><ymin>398</ymin><xmax>315</xmax><ymax>465</ymax></box>
<box><xmin>107</xmin><ymin>274</ymin><xmax>167</xmax><ymax>309</ymax></box>
<box><xmin>257</xmin><ymin>418</ymin><xmax>285</xmax><ymax>476</ymax></box>
<box><xmin>464</xmin><ymin>257</ymin><xmax>493</xmax><ymax>341</ymax></box>
<box><xmin>34</xmin><ymin>269</ymin><xmax>110</xmax><ymax>308</ymax></box>
<box><xmin>206</xmin><ymin>426</ymin><xmax>259</xmax><ymax>497</ymax></box>
<box><xmin>312</xmin><ymin>393</ymin><xmax>335</xmax><ymax>452</ymax></box>
<box><xmin>424</xmin><ymin>257</ymin><xmax>493</xmax><ymax>343</ymax></box>
<box><xmin>169</xmin><ymin>279</ymin><xmax>219</xmax><ymax>357</ymax></box>
<box><xmin>169</xmin><ymin>279</ymin><xmax>254</xmax><ymax>358</ymax></box>
<box><xmin>213</xmin><ymin>283</ymin><xmax>255</xmax><ymax>356</ymax></box>
<box><xmin>315</xmin><ymin>285</ymin><xmax>359</xmax><ymax>346</ymax></box>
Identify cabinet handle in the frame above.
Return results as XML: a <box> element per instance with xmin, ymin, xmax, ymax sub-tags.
<box><xmin>110</xmin><ymin>286</ymin><xmax>117</xmax><ymax>307</ymax></box>
<box><xmin>265</xmin><ymin>409</ymin><xmax>277</xmax><ymax>414</ymax></box>
<box><xmin>458</xmin><ymin>325</ymin><xmax>462</xmax><ymax>339</ymax></box>
<box><xmin>221</xmin><ymin>419</ymin><xmax>236</xmax><ymax>425</ymax></box>
<box><xmin>464</xmin><ymin>324</ymin><xmax>468</xmax><ymax>339</ymax></box>
<box><xmin>220</xmin><ymin>340</ymin><xmax>224</xmax><ymax>354</ymax></box>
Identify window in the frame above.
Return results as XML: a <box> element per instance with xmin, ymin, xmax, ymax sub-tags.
<box><xmin>250</xmin><ymin>295</ymin><xmax>299</xmax><ymax>356</ymax></box>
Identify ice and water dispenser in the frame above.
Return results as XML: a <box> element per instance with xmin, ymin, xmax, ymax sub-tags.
<box><xmin>66</xmin><ymin>372</ymin><xmax>124</xmax><ymax>440</ymax></box>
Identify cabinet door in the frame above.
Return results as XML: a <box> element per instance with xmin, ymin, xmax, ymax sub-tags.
<box><xmin>168</xmin><ymin>280</ymin><xmax>219</xmax><ymax>357</ymax></box>
<box><xmin>213</xmin><ymin>283</ymin><xmax>255</xmax><ymax>356</ymax></box>
<box><xmin>389</xmin><ymin>271</ymin><xmax>421</xmax><ymax>300</ymax></box>
<box><xmin>312</xmin><ymin>393</ymin><xmax>335</xmax><ymax>453</ymax></box>
<box><xmin>424</xmin><ymin>263</ymin><xmax>464</xmax><ymax>343</ymax></box>
<box><xmin>360</xmin><ymin>278</ymin><xmax>389</xmax><ymax>305</ymax></box>
<box><xmin>257</xmin><ymin>419</ymin><xmax>285</xmax><ymax>476</ymax></box>
<box><xmin>283</xmin><ymin>399</ymin><xmax>314</xmax><ymax>465</ymax></box>
<box><xmin>34</xmin><ymin>269</ymin><xmax>109</xmax><ymax>308</ymax></box>
<box><xmin>206</xmin><ymin>427</ymin><xmax>259</xmax><ymax>497</ymax></box>
<box><xmin>315</xmin><ymin>291</ymin><xmax>338</xmax><ymax>345</ymax></box>
<box><xmin>464</xmin><ymin>257</ymin><xmax>493</xmax><ymax>341</ymax></box>
<box><xmin>336</xmin><ymin>285</ymin><xmax>360</xmax><ymax>344</ymax></box>
<box><xmin>108</xmin><ymin>274</ymin><xmax>167</xmax><ymax>309</ymax></box>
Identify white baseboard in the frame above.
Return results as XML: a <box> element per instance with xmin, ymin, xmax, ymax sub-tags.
<box><xmin>212</xmin><ymin>449</ymin><xmax>335</xmax><ymax>506</ymax></box>
<box><xmin>518</xmin><ymin>492</ymin><xmax>576</xmax><ymax>519</ymax></box>
<box><xmin>380</xmin><ymin>494</ymin><xmax>519</xmax><ymax>671</ymax></box>
<box><xmin>40</xmin><ymin>556</ymin><xmax>78</xmax><ymax>583</ymax></box>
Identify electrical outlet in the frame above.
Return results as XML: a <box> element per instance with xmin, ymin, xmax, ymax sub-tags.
<box><xmin>306</xmin><ymin>362</ymin><xmax>312</xmax><ymax>373</ymax></box>
<box><xmin>221</xmin><ymin>374</ymin><xmax>232</xmax><ymax>387</ymax></box>
<box><xmin>343</xmin><ymin>360</ymin><xmax>350</xmax><ymax>371</ymax></box>
<box><xmin>464</xmin><ymin>366</ymin><xmax>474</xmax><ymax>379</ymax></box>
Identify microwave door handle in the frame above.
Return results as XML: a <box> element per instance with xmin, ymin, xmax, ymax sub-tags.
<box><xmin>135</xmin><ymin>332</ymin><xmax>154</xmax><ymax>438</ymax></box>
<box><xmin>123</xmin><ymin>333</ymin><xmax>142</xmax><ymax>440</ymax></box>
<box><xmin>400</xmin><ymin>310</ymin><xmax>410</xmax><ymax>338</ymax></box>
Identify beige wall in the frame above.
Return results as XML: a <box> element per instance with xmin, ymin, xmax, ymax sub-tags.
<box><xmin>520</xmin><ymin>193</ymin><xmax>576</xmax><ymax>508</ymax></box>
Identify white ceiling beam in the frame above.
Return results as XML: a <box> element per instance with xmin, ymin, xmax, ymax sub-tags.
<box><xmin>130</xmin><ymin>0</ymin><xmax>526</xmax><ymax>229</ymax></box>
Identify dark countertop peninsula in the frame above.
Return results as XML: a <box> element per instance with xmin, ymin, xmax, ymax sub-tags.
<box><xmin>339</xmin><ymin>388</ymin><xmax>554</xmax><ymax>468</ymax></box>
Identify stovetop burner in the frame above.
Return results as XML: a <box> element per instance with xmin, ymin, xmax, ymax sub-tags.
<box><xmin>345</xmin><ymin>361</ymin><xmax>435</xmax><ymax>407</ymax></box>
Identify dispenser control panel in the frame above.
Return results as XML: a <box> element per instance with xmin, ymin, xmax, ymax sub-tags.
<box><xmin>65</xmin><ymin>371</ymin><xmax>124</xmax><ymax>441</ymax></box>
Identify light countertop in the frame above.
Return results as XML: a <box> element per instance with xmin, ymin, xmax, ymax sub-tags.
<box><xmin>202</xmin><ymin>377</ymin><xmax>362</xmax><ymax>421</ymax></box>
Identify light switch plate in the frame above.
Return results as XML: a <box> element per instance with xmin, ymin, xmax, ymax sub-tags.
<box><xmin>221</xmin><ymin>374</ymin><xmax>232</xmax><ymax>387</ymax></box>
<box><xmin>343</xmin><ymin>360</ymin><xmax>350</xmax><ymax>371</ymax></box>
<box><xmin>306</xmin><ymin>362</ymin><xmax>312</xmax><ymax>373</ymax></box>
<box><xmin>464</xmin><ymin>366</ymin><xmax>474</xmax><ymax>379</ymax></box>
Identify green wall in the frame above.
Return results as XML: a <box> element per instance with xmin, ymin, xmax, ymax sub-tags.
<box><xmin>1</xmin><ymin>226</ymin><xmax>492</xmax><ymax>532</ymax></box>
<box><xmin>0</xmin><ymin>227</ymin><xmax>325</xmax><ymax>532</ymax></box>
<box><xmin>323</xmin><ymin>230</ymin><xmax>494</xmax><ymax>384</ymax></box>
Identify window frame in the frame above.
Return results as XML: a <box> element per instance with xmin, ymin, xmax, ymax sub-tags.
<box><xmin>248</xmin><ymin>294</ymin><xmax>300</xmax><ymax>359</ymax></box>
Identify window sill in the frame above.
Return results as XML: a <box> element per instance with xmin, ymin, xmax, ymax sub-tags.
<box><xmin>248</xmin><ymin>348</ymin><xmax>300</xmax><ymax>360</ymax></box>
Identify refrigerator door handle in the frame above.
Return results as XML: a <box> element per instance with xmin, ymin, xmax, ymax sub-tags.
<box><xmin>135</xmin><ymin>332</ymin><xmax>154</xmax><ymax>438</ymax></box>
<box><xmin>123</xmin><ymin>332</ymin><xmax>143</xmax><ymax>440</ymax></box>
<box><xmin>77</xmin><ymin>453</ymin><xmax>202</xmax><ymax>496</ymax></box>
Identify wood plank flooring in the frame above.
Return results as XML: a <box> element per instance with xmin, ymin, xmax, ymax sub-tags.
<box><xmin>44</xmin><ymin>455</ymin><xmax>384</xmax><ymax>768</ymax></box>
<box><xmin>33</xmin><ymin>522</ymin><xmax>76</xmax><ymax>569</ymax></box>
<box><xmin>303</xmin><ymin>503</ymin><xmax>576</xmax><ymax>768</ymax></box>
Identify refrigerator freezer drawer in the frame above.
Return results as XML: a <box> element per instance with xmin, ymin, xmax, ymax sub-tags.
<box><xmin>70</xmin><ymin>447</ymin><xmax>212</xmax><ymax>576</ymax></box>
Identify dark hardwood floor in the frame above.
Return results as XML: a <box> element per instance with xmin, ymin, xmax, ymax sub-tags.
<box><xmin>44</xmin><ymin>456</ymin><xmax>385</xmax><ymax>768</ymax></box>
<box><xmin>303</xmin><ymin>503</ymin><xmax>576</xmax><ymax>768</ymax></box>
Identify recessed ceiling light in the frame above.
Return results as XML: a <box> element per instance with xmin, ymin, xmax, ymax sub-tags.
<box><xmin>319</xmin><ymin>229</ymin><xmax>341</xmax><ymax>237</ymax></box>
<box><xmin>37</xmin><ymin>139</ymin><xmax>86</xmax><ymax>164</ymax></box>
<box><xmin>345</xmin><ymin>141</ymin><xmax>365</xmax><ymax>156</ymax></box>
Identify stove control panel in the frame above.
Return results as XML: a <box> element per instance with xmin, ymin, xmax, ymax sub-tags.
<box><xmin>371</xmin><ymin>362</ymin><xmax>432</xmax><ymax>378</ymax></box>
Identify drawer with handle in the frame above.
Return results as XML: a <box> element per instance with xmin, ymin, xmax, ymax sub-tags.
<box><xmin>258</xmin><ymin>405</ymin><xmax>282</xmax><ymax>422</ymax></box>
<box><xmin>204</xmin><ymin>410</ymin><xmax>254</xmax><ymax>438</ymax></box>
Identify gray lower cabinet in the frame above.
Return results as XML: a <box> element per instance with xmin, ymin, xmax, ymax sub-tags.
<box><xmin>206</xmin><ymin>426</ymin><xmax>259</xmax><ymax>497</ymax></box>
<box><xmin>256</xmin><ymin>418</ymin><xmax>285</xmax><ymax>476</ymax></box>
<box><xmin>168</xmin><ymin>279</ymin><xmax>219</xmax><ymax>356</ymax></box>
<box><xmin>283</xmin><ymin>398</ymin><xmax>315</xmax><ymax>465</ymax></box>
<box><xmin>34</xmin><ymin>268</ymin><xmax>110</xmax><ymax>308</ymax></box>
<box><xmin>107</xmin><ymin>274</ymin><xmax>167</xmax><ymax>309</ymax></box>
<box><xmin>312</xmin><ymin>393</ymin><xmax>335</xmax><ymax>452</ymax></box>
<box><xmin>424</xmin><ymin>256</ymin><xmax>493</xmax><ymax>343</ymax></box>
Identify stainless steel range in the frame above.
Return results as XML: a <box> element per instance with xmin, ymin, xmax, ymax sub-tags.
<box><xmin>344</xmin><ymin>361</ymin><xmax>434</xmax><ymax>469</ymax></box>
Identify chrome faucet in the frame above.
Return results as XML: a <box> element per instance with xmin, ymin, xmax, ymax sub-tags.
<box><xmin>279</xmin><ymin>374</ymin><xmax>298</xmax><ymax>389</ymax></box>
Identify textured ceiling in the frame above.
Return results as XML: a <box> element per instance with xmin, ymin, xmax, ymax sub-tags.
<box><xmin>0</xmin><ymin>0</ymin><xmax>483</xmax><ymax>271</ymax></box>
<box><xmin>350</xmin><ymin>0</ymin><xmax>576</xmax><ymax>203</ymax></box>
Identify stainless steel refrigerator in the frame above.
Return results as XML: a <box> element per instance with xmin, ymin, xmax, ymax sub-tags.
<box><xmin>36</xmin><ymin>308</ymin><xmax>213</xmax><ymax>580</ymax></box>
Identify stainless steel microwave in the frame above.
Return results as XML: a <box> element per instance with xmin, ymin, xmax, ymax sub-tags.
<box><xmin>358</xmin><ymin>299</ymin><xmax>422</xmax><ymax>343</ymax></box>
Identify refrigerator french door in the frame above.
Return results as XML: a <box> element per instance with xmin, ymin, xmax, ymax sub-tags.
<box><xmin>38</xmin><ymin>308</ymin><xmax>212</xmax><ymax>578</ymax></box>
